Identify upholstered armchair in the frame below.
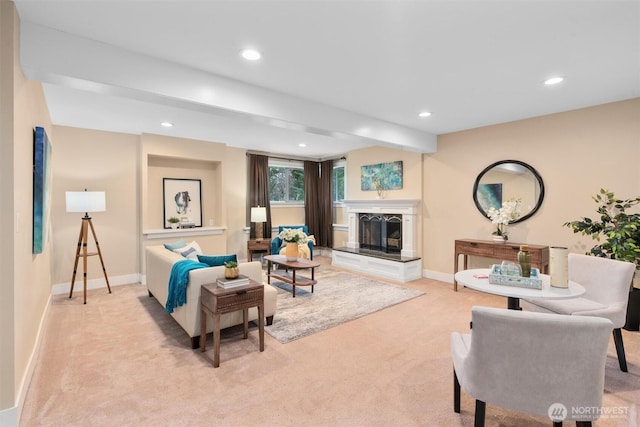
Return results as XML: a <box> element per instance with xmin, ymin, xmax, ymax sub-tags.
<box><xmin>451</xmin><ymin>306</ymin><xmax>612</xmax><ymax>427</ymax></box>
<box><xmin>271</xmin><ymin>225</ymin><xmax>314</xmax><ymax>260</ymax></box>
<box><xmin>521</xmin><ymin>253</ymin><xmax>635</xmax><ymax>372</ymax></box>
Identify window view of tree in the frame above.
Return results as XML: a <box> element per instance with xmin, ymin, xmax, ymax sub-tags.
<box><xmin>269</xmin><ymin>161</ymin><xmax>344</xmax><ymax>203</ymax></box>
<box><xmin>333</xmin><ymin>165</ymin><xmax>345</xmax><ymax>202</ymax></box>
<box><xmin>269</xmin><ymin>165</ymin><xmax>304</xmax><ymax>202</ymax></box>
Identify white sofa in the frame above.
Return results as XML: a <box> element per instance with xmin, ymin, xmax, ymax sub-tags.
<box><xmin>145</xmin><ymin>245</ymin><xmax>277</xmax><ymax>348</ymax></box>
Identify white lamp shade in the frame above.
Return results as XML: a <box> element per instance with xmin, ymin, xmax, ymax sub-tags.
<box><xmin>250</xmin><ymin>206</ymin><xmax>267</xmax><ymax>223</ymax></box>
<box><xmin>66</xmin><ymin>191</ymin><xmax>106</xmax><ymax>213</ymax></box>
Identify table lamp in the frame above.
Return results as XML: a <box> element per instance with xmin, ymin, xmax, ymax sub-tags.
<box><xmin>251</xmin><ymin>206</ymin><xmax>267</xmax><ymax>240</ymax></box>
<box><xmin>65</xmin><ymin>189</ymin><xmax>111</xmax><ymax>304</ymax></box>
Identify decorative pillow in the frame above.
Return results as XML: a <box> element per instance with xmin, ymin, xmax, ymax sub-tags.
<box><xmin>173</xmin><ymin>241</ymin><xmax>203</xmax><ymax>260</ymax></box>
<box><xmin>164</xmin><ymin>239</ymin><xmax>186</xmax><ymax>251</ymax></box>
<box><xmin>197</xmin><ymin>254</ymin><xmax>238</xmax><ymax>267</ymax></box>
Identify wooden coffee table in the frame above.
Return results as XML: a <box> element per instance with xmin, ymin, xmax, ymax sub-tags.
<box><xmin>264</xmin><ymin>255</ymin><xmax>320</xmax><ymax>297</ymax></box>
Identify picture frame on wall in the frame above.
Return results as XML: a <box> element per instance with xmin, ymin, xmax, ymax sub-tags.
<box><xmin>360</xmin><ymin>161</ymin><xmax>403</xmax><ymax>191</ymax></box>
<box><xmin>163</xmin><ymin>178</ymin><xmax>202</xmax><ymax>228</ymax></box>
<box><xmin>33</xmin><ymin>126</ymin><xmax>53</xmax><ymax>254</ymax></box>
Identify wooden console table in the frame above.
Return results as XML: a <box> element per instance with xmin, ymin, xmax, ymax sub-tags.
<box><xmin>454</xmin><ymin>239</ymin><xmax>549</xmax><ymax>291</ymax></box>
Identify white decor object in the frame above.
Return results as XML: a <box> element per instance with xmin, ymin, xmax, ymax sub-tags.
<box><xmin>549</xmin><ymin>246</ymin><xmax>569</xmax><ymax>288</ymax></box>
<box><xmin>251</xmin><ymin>206</ymin><xmax>267</xmax><ymax>240</ymax></box>
<box><xmin>65</xmin><ymin>191</ymin><xmax>106</xmax><ymax>213</ymax></box>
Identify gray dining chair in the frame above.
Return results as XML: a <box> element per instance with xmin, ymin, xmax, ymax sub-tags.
<box><xmin>452</xmin><ymin>306</ymin><xmax>612</xmax><ymax>427</ymax></box>
<box><xmin>522</xmin><ymin>253</ymin><xmax>635</xmax><ymax>372</ymax></box>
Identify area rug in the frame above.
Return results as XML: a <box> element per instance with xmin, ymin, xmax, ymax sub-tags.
<box><xmin>264</xmin><ymin>268</ymin><xmax>424</xmax><ymax>343</ymax></box>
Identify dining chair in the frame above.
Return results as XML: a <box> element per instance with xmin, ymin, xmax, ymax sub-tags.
<box><xmin>451</xmin><ymin>306</ymin><xmax>612</xmax><ymax>427</ymax></box>
<box><xmin>521</xmin><ymin>253</ymin><xmax>635</xmax><ymax>372</ymax></box>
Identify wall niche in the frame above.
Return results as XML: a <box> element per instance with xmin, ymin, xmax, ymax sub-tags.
<box><xmin>146</xmin><ymin>155</ymin><xmax>222</xmax><ymax>230</ymax></box>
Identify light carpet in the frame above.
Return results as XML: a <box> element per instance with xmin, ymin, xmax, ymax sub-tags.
<box><xmin>265</xmin><ymin>268</ymin><xmax>425</xmax><ymax>343</ymax></box>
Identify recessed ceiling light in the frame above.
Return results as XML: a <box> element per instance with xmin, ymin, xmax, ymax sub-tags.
<box><xmin>241</xmin><ymin>49</ymin><xmax>261</xmax><ymax>61</ymax></box>
<box><xmin>418</xmin><ymin>111</ymin><xmax>432</xmax><ymax>118</ymax></box>
<box><xmin>298</xmin><ymin>143</ymin><xmax>307</xmax><ymax>148</ymax></box>
<box><xmin>160</xmin><ymin>122</ymin><xmax>174</xmax><ymax>127</ymax></box>
<box><xmin>544</xmin><ymin>76</ymin><xmax>564</xmax><ymax>85</ymax></box>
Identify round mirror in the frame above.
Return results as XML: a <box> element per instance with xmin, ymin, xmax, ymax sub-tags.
<box><xmin>473</xmin><ymin>160</ymin><xmax>544</xmax><ymax>224</ymax></box>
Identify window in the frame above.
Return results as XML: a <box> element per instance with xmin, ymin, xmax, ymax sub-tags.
<box><xmin>269</xmin><ymin>161</ymin><xmax>304</xmax><ymax>203</ymax></box>
<box><xmin>333</xmin><ymin>162</ymin><xmax>346</xmax><ymax>202</ymax></box>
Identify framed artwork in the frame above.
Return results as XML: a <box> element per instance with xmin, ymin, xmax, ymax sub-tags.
<box><xmin>477</xmin><ymin>183</ymin><xmax>502</xmax><ymax>212</ymax></box>
<box><xmin>360</xmin><ymin>161</ymin><xmax>403</xmax><ymax>191</ymax></box>
<box><xmin>163</xmin><ymin>178</ymin><xmax>202</xmax><ymax>228</ymax></box>
<box><xmin>33</xmin><ymin>126</ymin><xmax>53</xmax><ymax>254</ymax></box>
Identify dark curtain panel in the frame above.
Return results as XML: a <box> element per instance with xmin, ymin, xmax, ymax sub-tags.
<box><xmin>248</xmin><ymin>154</ymin><xmax>271</xmax><ymax>240</ymax></box>
<box><xmin>304</xmin><ymin>161</ymin><xmax>321</xmax><ymax>244</ymax></box>
<box><xmin>319</xmin><ymin>159</ymin><xmax>334</xmax><ymax>248</ymax></box>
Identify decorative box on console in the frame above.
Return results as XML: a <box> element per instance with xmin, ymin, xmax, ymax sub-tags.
<box><xmin>489</xmin><ymin>264</ymin><xmax>542</xmax><ymax>289</ymax></box>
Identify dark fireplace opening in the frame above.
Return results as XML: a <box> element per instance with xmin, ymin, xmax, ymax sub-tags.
<box><xmin>359</xmin><ymin>213</ymin><xmax>402</xmax><ymax>254</ymax></box>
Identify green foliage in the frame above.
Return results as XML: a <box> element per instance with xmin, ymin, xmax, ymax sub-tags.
<box><xmin>269</xmin><ymin>165</ymin><xmax>304</xmax><ymax>202</ymax></box>
<box><xmin>224</xmin><ymin>260</ymin><xmax>238</xmax><ymax>268</ymax></box>
<box><xmin>564</xmin><ymin>189</ymin><xmax>640</xmax><ymax>269</ymax></box>
<box><xmin>333</xmin><ymin>166</ymin><xmax>345</xmax><ymax>201</ymax></box>
<box><xmin>167</xmin><ymin>216</ymin><xmax>180</xmax><ymax>223</ymax></box>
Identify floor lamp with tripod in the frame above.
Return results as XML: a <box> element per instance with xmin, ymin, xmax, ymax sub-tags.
<box><xmin>66</xmin><ymin>190</ymin><xmax>111</xmax><ymax>304</ymax></box>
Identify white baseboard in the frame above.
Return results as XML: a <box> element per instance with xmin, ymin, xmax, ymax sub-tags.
<box><xmin>4</xmin><ymin>293</ymin><xmax>53</xmax><ymax>427</ymax></box>
<box><xmin>423</xmin><ymin>269</ymin><xmax>454</xmax><ymax>285</ymax></box>
<box><xmin>52</xmin><ymin>274</ymin><xmax>142</xmax><ymax>295</ymax></box>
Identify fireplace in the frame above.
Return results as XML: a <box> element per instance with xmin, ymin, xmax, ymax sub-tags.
<box><xmin>332</xmin><ymin>199</ymin><xmax>421</xmax><ymax>282</ymax></box>
<box><xmin>359</xmin><ymin>213</ymin><xmax>402</xmax><ymax>253</ymax></box>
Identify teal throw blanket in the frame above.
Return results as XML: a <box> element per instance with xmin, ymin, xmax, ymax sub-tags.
<box><xmin>165</xmin><ymin>259</ymin><xmax>209</xmax><ymax>314</ymax></box>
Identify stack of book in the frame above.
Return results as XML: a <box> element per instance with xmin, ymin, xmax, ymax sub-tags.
<box><xmin>216</xmin><ymin>274</ymin><xmax>250</xmax><ymax>289</ymax></box>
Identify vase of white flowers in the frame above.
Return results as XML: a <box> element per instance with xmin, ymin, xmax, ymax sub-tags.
<box><xmin>487</xmin><ymin>199</ymin><xmax>521</xmax><ymax>242</ymax></box>
<box><xmin>277</xmin><ymin>228</ymin><xmax>315</xmax><ymax>261</ymax></box>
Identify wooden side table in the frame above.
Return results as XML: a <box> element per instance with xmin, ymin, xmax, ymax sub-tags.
<box><xmin>200</xmin><ymin>280</ymin><xmax>264</xmax><ymax>368</ymax></box>
<box><xmin>247</xmin><ymin>239</ymin><xmax>271</xmax><ymax>262</ymax></box>
<box><xmin>453</xmin><ymin>239</ymin><xmax>549</xmax><ymax>291</ymax></box>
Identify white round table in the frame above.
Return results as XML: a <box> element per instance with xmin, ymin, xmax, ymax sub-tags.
<box><xmin>454</xmin><ymin>268</ymin><xmax>585</xmax><ymax>310</ymax></box>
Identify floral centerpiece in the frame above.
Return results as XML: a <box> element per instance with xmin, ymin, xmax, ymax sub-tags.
<box><xmin>487</xmin><ymin>199</ymin><xmax>521</xmax><ymax>241</ymax></box>
<box><xmin>277</xmin><ymin>228</ymin><xmax>314</xmax><ymax>244</ymax></box>
<box><xmin>277</xmin><ymin>228</ymin><xmax>316</xmax><ymax>261</ymax></box>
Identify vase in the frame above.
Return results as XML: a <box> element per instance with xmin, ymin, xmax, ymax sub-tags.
<box><xmin>518</xmin><ymin>245</ymin><xmax>532</xmax><ymax>277</ymax></box>
<box><xmin>224</xmin><ymin>267</ymin><xmax>239</xmax><ymax>279</ymax></box>
<box><xmin>285</xmin><ymin>242</ymin><xmax>299</xmax><ymax>261</ymax></box>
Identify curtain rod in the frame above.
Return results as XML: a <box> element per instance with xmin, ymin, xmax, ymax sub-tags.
<box><xmin>246</xmin><ymin>150</ymin><xmax>346</xmax><ymax>162</ymax></box>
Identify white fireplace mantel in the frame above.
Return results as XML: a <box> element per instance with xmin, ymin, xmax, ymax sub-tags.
<box><xmin>343</xmin><ymin>199</ymin><xmax>420</xmax><ymax>258</ymax></box>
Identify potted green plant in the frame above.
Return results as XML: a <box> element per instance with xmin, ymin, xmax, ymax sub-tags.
<box><xmin>167</xmin><ymin>216</ymin><xmax>180</xmax><ymax>229</ymax></box>
<box><xmin>224</xmin><ymin>260</ymin><xmax>239</xmax><ymax>279</ymax></box>
<box><xmin>564</xmin><ymin>188</ymin><xmax>640</xmax><ymax>330</ymax></box>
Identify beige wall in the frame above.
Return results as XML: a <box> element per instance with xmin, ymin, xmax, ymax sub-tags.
<box><xmin>224</xmin><ymin>146</ymin><xmax>250</xmax><ymax>257</ymax></box>
<box><xmin>0</xmin><ymin>0</ymin><xmax>17</xmax><ymax>413</ymax></box>
<box><xmin>51</xmin><ymin>126</ymin><xmax>139</xmax><ymax>284</ymax></box>
<box><xmin>424</xmin><ymin>98</ymin><xmax>640</xmax><ymax>277</ymax></box>
<box><xmin>345</xmin><ymin>146</ymin><xmax>423</xmax><ymax>201</ymax></box>
<box><xmin>1</xmin><ymin>1</ymin><xmax>54</xmax><ymax>419</ymax></box>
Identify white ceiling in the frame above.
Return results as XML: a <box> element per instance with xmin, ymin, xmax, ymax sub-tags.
<box><xmin>14</xmin><ymin>1</ymin><xmax>640</xmax><ymax>160</ymax></box>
